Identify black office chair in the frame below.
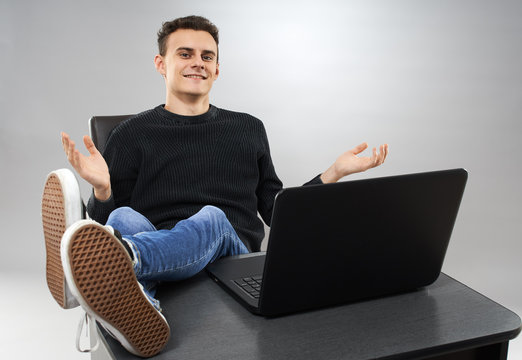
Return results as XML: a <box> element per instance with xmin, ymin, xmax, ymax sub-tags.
<box><xmin>88</xmin><ymin>114</ymin><xmax>134</xmax><ymax>153</ymax></box>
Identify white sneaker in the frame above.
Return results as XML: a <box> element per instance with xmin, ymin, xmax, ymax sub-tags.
<box><xmin>61</xmin><ymin>220</ymin><xmax>170</xmax><ymax>357</ymax></box>
<box><xmin>41</xmin><ymin>168</ymin><xmax>84</xmax><ymax>309</ymax></box>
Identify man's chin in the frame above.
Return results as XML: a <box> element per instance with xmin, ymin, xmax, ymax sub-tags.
<box><xmin>172</xmin><ymin>89</ymin><xmax>211</xmax><ymax>99</ymax></box>
<box><xmin>186</xmin><ymin>86</ymin><xmax>213</xmax><ymax>96</ymax></box>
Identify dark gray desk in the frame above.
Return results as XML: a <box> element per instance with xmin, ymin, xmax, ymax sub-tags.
<box><xmin>91</xmin><ymin>273</ymin><xmax>520</xmax><ymax>360</ymax></box>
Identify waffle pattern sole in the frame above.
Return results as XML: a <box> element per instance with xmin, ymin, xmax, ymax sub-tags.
<box><xmin>67</xmin><ymin>224</ymin><xmax>170</xmax><ymax>357</ymax></box>
<box><xmin>42</xmin><ymin>173</ymin><xmax>68</xmax><ymax>308</ymax></box>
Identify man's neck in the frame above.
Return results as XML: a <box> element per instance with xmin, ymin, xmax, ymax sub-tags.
<box><xmin>164</xmin><ymin>94</ymin><xmax>210</xmax><ymax>116</ymax></box>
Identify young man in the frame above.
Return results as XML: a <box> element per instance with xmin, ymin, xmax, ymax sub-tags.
<box><xmin>42</xmin><ymin>16</ymin><xmax>388</xmax><ymax>357</ymax></box>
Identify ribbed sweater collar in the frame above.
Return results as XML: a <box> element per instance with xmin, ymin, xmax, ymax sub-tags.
<box><xmin>154</xmin><ymin>104</ymin><xmax>218</xmax><ymax>125</ymax></box>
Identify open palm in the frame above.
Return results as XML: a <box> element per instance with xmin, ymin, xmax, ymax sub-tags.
<box><xmin>335</xmin><ymin>143</ymin><xmax>388</xmax><ymax>175</ymax></box>
<box><xmin>61</xmin><ymin>132</ymin><xmax>111</xmax><ymax>197</ymax></box>
<box><xmin>321</xmin><ymin>142</ymin><xmax>389</xmax><ymax>183</ymax></box>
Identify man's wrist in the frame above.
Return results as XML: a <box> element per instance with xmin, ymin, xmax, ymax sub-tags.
<box><xmin>320</xmin><ymin>165</ymin><xmax>342</xmax><ymax>184</ymax></box>
<box><xmin>94</xmin><ymin>186</ymin><xmax>112</xmax><ymax>201</ymax></box>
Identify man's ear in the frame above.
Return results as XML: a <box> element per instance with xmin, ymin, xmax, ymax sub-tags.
<box><xmin>154</xmin><ymin>54</ymin><xmax>166</xmax><ymax>77</ymax></box>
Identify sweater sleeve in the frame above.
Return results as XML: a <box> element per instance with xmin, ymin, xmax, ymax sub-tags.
<box><xmin>255</xmin><ymin>124</ymin><xmax>283</xmax><ymax>226</ymax></box>
<box><xmin>86</xmin><ymin>191</ymin><xmax>116</xmax><ymax>224</ymax></box>
<box><xmin>255</xmin><ymin>122</ymin><xmax>324</xmax><ymax>225</ymax></box>
<box><xmin>304</xmin><ymin>174</ymin><xmax>324</xmax><ymax>186</ymax></box>
<box><xmin>86</xmin><ymin>124</ymin><xmax>139</xmax><ymax>224</ymax></box>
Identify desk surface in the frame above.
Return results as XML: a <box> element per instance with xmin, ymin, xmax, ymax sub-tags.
<box><xmin>97</xmin><ymin>273</ymin><xmax>520</xmax><ymax>360</ymax></box>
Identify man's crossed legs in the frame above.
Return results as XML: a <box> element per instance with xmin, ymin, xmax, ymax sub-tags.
<box><xmin>42</xmin><ymin>169</ymin><xmax>248</xmax><ymax>357</ymax></box>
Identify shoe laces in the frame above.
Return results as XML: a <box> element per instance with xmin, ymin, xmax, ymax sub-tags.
<box><xmin>76</xmin><ymin>312</ymin><xmax>100</xmax><ymax>353</ymax></box>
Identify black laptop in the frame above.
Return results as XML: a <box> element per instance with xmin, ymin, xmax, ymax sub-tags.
<box><xmin>206</xmin><ymin>168</ymin><xmax>468</xmax><ymax>316</ymax></box>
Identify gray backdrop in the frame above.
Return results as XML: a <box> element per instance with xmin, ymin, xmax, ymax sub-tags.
<box><xmin>1</xmin><ymin>0</ymin><xmax>521</xmax><ymax>316</ymax></box>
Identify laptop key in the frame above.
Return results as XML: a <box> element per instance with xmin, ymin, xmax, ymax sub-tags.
<box><xmin>233</xmin><ymin>276</ymin><xmax>263</xmax><ymax>299</ymax></box>
<box><xmin>242</xmin><ymin>285</ymin><xmax>255</xmax><ymax>293</ymax></box>
<box><xmin>234</xmin><ymin>279</ymin><xmax>247</xmax><ymax>287</ymax></box>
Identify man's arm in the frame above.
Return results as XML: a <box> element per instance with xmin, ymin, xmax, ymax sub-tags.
<box><xmin>320</xmin><ymin>143</ymin><xmax>389</xmax><ymax>184</ymax></box>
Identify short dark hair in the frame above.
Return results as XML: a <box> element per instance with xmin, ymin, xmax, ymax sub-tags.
<box><xmin>157</xmin><ymin>15</ymin><xmax>219</xmax><ymax>59</ymax></box>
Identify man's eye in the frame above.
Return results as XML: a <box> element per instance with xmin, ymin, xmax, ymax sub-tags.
<box><xmin>180</xmin><ymin>53</ymin><xmax>190</xmax><ymax>58</ymax></box>
<box><xmin>203</xmin><ymin>56</ymin><xmax>214</xmax><ymax>61</ymax></box>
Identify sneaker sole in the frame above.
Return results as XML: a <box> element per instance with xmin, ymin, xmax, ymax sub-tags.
<box><xmin>42</xmin><ymin>169</ymin><xmax>82</xmax><ymax>308</ymax></box>
<box><xmin>61</xmin><ymin>221</ymin><xmax>170</xmax><ymax>357</ymax></box>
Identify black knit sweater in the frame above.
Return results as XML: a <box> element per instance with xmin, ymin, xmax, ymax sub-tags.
<box><xmin>87</xmin><ymin>104</ymin><xmax>322</xmax><ymax>251</ymax></box>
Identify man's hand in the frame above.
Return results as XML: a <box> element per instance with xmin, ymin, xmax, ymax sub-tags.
<box><xmin>320</xmin><ymin>143</ymin><xmax>389</xmax><ymax>184</ymax></box>
<box><xmin>61</xmin><ymin>132</ymin><xmax>112</xmax><ymax>200</ymax></box>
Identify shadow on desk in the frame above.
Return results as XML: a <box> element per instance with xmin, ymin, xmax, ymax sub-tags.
<box><xmin>94</xmin><ymin>272</ymin><xmax>521</xmax><ymax>360</ymax></box>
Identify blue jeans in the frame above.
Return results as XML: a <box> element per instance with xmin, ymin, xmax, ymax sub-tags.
<box><xmin>105</xmin><ymin>205</ymin><xmax>249</xmax><ymax>309</ymax></box>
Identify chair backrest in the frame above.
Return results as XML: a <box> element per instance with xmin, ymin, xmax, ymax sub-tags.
<box><xmin>89</xmin><ymin>114</ymin><xmax>134</xmax><ymax>154</ymax></box>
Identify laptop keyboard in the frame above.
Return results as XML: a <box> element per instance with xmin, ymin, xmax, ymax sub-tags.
<box><xmin>234</xmin><ymin>275</ymin><xmax>263</xmax><ymax>299</ymax></box>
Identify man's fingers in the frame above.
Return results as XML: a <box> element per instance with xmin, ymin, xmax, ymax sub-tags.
<box><xmin>71</xmin><ymin>148</ymin><xmax>86</xmax><ymax>173</ymax></box>
<box><xmin>379</xmin><ymin>144</ymin><xmax>388</xmax><ymax>165</ymax></box>
<box><xmin>376</xmin><ymin>145</ymin><xmax>383</xmax><ymax>165</ymax></box>
<box><xmin>67</xmin><ymin>142</ymin><xmax>76</xmax><ymax>164</ymax></box>
<box><xmin>83</xmin><ymin>135</ymin><xmax>99</xmax><ymax>155</ymax></box>
<box><xmin>67</xmin><ymin>139</ymin><xmax>76</xmax><ymax>158</ymax></box>
<box><xmin>71</xmin><ymin>148</ymin><xmax>79</xmax><ymax>165</ymax></box>
<box><xmin>67</xmin><ymin>139</ymin><xmax>82</xmax><ymax>168</ymax></box>
<box><xmin>372</xmin><ymin>147</ymin><xmax>378</xmax><ymax>166</ymax></box>
<box><xmin>61</xmin><ymin>132</ymin><xmax>70</xmax><ymax>155</ymax></box>
<box><xmin>357</xmin><ymin>143</ymin><xmax>389</xmax><ymax>169</ymax></box>
<box><xmin>352</xmin><ymin>142</ymin><xmax>368</xmax><ymax>155</ymax></box>
<box><xmin>67</xmin><ymin>150</ymin><xmax>75</xmax><ymax>166</ymax></box>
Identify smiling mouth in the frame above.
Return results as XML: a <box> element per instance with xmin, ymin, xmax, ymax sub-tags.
<box><xmin>184</xmin><ymin>74</ymin><xmax>208</xmax><ymax>80</ymax></box>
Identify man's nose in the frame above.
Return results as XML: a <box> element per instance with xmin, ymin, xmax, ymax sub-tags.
<box><xmin>191</xmin><ymin>55</ymin><xmax>205</xmax><ymax>69</ymax></box>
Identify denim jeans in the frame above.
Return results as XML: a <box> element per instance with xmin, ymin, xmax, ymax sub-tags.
<box><xmin>105</xmin><ymin>205</ymin><xmax>249</xmax><ymax>309</ymax></box>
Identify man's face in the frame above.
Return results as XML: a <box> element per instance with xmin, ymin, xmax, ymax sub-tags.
<box><xmin>155</xmin><ymin>29</ymin><xmax>219</xmax><ymax>100</ymax></box>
